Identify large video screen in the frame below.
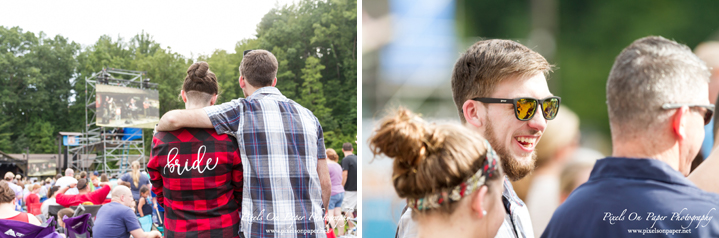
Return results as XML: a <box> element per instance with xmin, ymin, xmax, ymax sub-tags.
<box><xmin>28</xmin><ymin>157</ymin><xmax>57</xmax><ymax>177</ymax></box>
<box><xmin>96</xmin><ymin>84</ymin><xmax>159</xmax><ymax>128</ymax></box>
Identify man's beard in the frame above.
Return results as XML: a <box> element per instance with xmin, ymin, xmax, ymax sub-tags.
<box><xmin>484</xmin><ymin>119</ymin><xmax>537</xmax><ymax>181</ymax></box>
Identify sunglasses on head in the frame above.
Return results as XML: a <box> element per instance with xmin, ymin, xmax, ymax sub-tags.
<box><xmin>661</xmin><ymin>103</ymin><xmax>715</xmax><ymax>125</ymax></box>
<box><xmin>243</xmin><ymin>50</ymin><xmax>254</xmax><ymax>56</ymax></box>
<box><xmin>472</xmin><ymin>96</ymin><xmax>561</xmax><ymax>121</ymax></box>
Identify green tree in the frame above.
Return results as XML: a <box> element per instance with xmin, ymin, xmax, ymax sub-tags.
<box><xmin>299</xmin><ymin>56</ymin><xmax>336</xmax><ymax>131</ymax></box>
<box><xmin>0</xmin><ymin>0</ymin><xmax>358</xmax><ymax>159</ymax></box>
<box><xmin>0</xmin><ymin>119</ymin><xmax>13</xmax><ymax>152</ymax></box>
<box><xmin>23</xmin><ymin>119</ymin><xmax>56</xmax><ymax>153</ymax></box>
<box><xmin>0</xmin><ymin>26</ymin><xmax>79</xmax><ymax>153</ymax></box>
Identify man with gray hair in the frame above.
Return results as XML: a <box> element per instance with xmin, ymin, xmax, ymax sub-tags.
<box><xmin>53</xmin><ymin>168</ymin><xmax>79</xmax><ymax>195</ymax></box>
<box><xmin>542</xmin><ymin>36</ymin><xmax>719</xmax><ymax>237</ymax></box>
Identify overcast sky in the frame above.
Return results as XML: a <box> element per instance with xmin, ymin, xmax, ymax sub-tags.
<box><xmin>1</xmin><ymin>0</ymin><xmax>298</xmax><ymax>58</ymax></box>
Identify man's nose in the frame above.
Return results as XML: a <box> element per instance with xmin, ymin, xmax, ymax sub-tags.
<box><xmin>527</xmin><ymin>106</ymin><xmax>547</xmax><ymax>133</ymax></box>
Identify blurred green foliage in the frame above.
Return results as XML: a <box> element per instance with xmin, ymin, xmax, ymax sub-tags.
<box><xmin>0</xmin><ymin>0</ymin><xmax>357</xmax><ymax>157</ymax></box>
<box><xmin>458</xmin><ymin>0</ymin><xmax>719</xmax><ymax>141</ymax></box>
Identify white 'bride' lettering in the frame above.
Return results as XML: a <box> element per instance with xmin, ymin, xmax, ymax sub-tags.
<box><xmin>163</xmin><ymin>145</ymin><xmax>219</xmax><ymax>175</ymax></box>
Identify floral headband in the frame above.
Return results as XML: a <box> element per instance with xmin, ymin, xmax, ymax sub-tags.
<box><xmin>406</xmin><ymin>139</ymin><xmax>500</xmax><ymax>211</ymax></box>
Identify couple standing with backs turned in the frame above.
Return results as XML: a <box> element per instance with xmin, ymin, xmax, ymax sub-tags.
<box><xmin>149</xmin><ymin>50</ymin><xmax>331</xmax><ymax>238</ymax></box>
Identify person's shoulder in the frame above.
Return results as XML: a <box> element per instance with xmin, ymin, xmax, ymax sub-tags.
<box><xmin>179</xmin><ymin>128</ymin><xmax>238</xmax><ymax>144</ymax></box>
<box><xmin>106</xmin><ymin>202</ymin><xmax>131</xmax><ymax>212</ymax></box>
<box><xmin>214</xmin><ymin>98</ymin><xmax>247</xmax><ymax>108</ymax></box>
<box><xmin>153</xmin><ymin>128</ymin><xmax>195</xmax><ymax>142</ymax></box>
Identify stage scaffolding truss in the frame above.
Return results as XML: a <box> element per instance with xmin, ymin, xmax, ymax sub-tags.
<box><xmin>65</xmin><ymin>68</ymin><xmax>159</xmax><ymax>177</ymax></box>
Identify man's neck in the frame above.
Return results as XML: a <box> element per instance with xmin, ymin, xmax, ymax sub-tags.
<box><xmin>612</xmin><ymin>138</ymin><xmax>680</xmax><ymax>172</ymax></box>
<box><xmin>244</xmin><ymin>85</ymin><xmax>271</xmax><ymax>98</ymax></box>
<box><xmin>343</xmin><ymin>151</ymin><xmax>353</xmax><ymax>156</ymax></box>
<box><xmin>185</xmin><ymin>102</ymin><xmax>211</xmax><ymax>110</ymax></box>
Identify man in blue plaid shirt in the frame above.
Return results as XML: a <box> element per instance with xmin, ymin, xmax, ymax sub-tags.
<box><xmin>157</xmin><ymin>49</ymin><xmax>332</xmax><ymax>238</ymax></box>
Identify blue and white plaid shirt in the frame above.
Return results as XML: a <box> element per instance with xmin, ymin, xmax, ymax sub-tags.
<box><xmin>205</xmin><ymin>87</ymin><xmax>327</xmax><ymax>238</ymax></box>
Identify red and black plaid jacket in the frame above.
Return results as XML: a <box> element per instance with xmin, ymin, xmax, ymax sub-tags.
<box><xmin>148</xmin><ymin>128</ymin><xmax>242</xmax><ymax>238</ymax></box>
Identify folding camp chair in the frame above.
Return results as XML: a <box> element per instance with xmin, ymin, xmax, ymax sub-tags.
<box><xmin>63</xmin><ymin>213</ymin><xmax>93</xmax><ymax>238</ymax></box>
<box><xmin>0</xmin><ymin>216</ymin><xmax>63</xmax><ymax>238</ymax></box>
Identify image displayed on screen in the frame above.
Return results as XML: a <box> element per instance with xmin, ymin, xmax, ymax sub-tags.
<box><xmin>95</xmin><ymin>84</ymin><xmax>159</xmax><ymax>128</ymax></box>
<box><xmin>28</xmin><ymin>158</ymin><xmax>56</xmax><ymax>177</ymax></box>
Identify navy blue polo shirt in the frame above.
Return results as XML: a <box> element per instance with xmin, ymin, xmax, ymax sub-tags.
<box><xmin>541</xmin><ymin>157</ymin><xmax>719</xmax><ymax>238</ymax></box>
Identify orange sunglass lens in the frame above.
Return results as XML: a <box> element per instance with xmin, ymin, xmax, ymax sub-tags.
<box><xmin>516</xmin><ymin>99</ymin><xmax>537</xmax><ymax>120</ymax></box>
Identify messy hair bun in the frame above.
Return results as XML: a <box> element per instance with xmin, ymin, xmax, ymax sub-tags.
<box><xmin>369</xmin><ymin>108</ymin><xmax>501</xmax><ymax>209</ymax></box>
<box><xmin>184</xmin><ymin>61</ymin><xmax>219</xmax><ymax>95</ymax></box>
<box><xmin>0</xmin><ymin>181</ymin><xmax>15</xmax><ymax>204</ymax></box>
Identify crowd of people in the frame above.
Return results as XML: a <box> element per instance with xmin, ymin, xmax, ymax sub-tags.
<box><xmin>1</xmin><ymin>49</ymin><xmax>358</xmax><ymax>238</ymax></box>
<box><xmin>0</xmin><ymin>167</ymin><xmax>162</xmax><ymax>238</ymax></box>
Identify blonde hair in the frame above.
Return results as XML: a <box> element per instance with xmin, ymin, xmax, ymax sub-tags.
<box><xmin>369</xmin><ymin>108</ymin><xmax>502</xmax><ymax>213</ymax></box>
<box><xmin>131</xmin><ymin>161</ymin><xmax>141</xmax><ymax>187</ymax></box>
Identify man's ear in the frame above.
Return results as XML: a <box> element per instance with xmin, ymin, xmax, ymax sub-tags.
<box><xmin>672</xmin><ymin>106</ymin><xmax>689</xmax><ymax>141</ymax></box>
<box><xmin>463</xmin><ymin>100</ymin><xmax>485</xmax><ymax>128</ymax></box>
<box><xmin>210</xmin><ymin>94</ymin><xmax>218</xmax><ymax>106</ymax></box>
<box><xmin>272</xmin><ymin>77</ymin><xmax>277</xmax><ymax>87</ymax></box>
<box><xmin>471</xmin><ymin>185</ymin><xmax>489</xmax><ymax>219</ymax></box>
<box><xmin>181</xmin><ymin>90</ymin><xmax>187</xmax><ymax>103</ymax></box>
<box><xmin>239</xmin><ymin>76</ymin><xmax>246</xmax><ymax>89</ymax></box>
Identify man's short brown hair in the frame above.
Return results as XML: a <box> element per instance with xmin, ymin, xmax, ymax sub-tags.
<box><xmin>240</xmin><ymin>50</ymin><xmax>279</xmax><ymax>87</ymax></box>
<box><xmin>342</xmin><ymin>142</ymin><xmax>353</xmax><ymax>151</ymax></box>
<box><xmin>451</xmin><ymin>39</ymin><xmax>552</xmax><ymax>123</ymax></box>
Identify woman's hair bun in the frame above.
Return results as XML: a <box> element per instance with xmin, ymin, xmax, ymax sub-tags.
<box><xmin>369</xmin><ymin>108</ymin><xmax>428</xmax><ymax>168</ymax></box>
<box><xmin>183</xmin><ymin>61</ymin><xmax>219</xmax><ymax>95</ymax></box>
<box><xmin>369</xmin><ymin>107</ymin><xmax>498</xmax><ymax>202</ymax></box>
<box><xmin>194</xmin><ymin>62</ymin><xmax>209</xmax><ymax>79</ymax></box>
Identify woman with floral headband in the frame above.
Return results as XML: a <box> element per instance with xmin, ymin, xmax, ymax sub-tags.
<box><xmin>369</xmin><ymin>108</ymin><xmax>506</xmax><ymax>238</ymax></box>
